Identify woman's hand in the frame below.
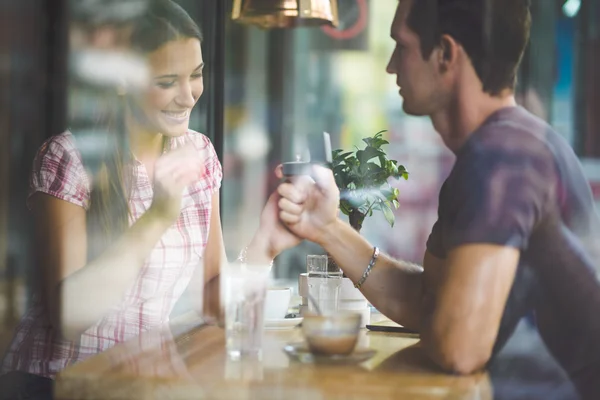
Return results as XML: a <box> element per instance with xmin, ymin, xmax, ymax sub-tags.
<box><xmin>277</xmin><ymin>165</ymin><xmax>340</xmax><ymax>245</ymax></box>
<box><xmin>245</xmin><ymin>167</ymin><xmax>307</xmax><ymax>263</ymax></box>
<box><xmin>256</xmin><ymin>190</ymin><xmax>303</xmax><ymax>257</ymax></box>
<box><xmin>149</xmin><ymin>144</ymin><xmax>205</xmax><ymax>224</ymax></box>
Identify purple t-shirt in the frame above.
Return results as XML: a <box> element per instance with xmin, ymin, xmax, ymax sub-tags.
<box><xmin>427</xmin><ymin>106</ymin><xmax>600</xmax><ymax>398</ymax></box>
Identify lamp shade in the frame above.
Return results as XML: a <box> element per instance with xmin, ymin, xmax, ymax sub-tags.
<box><xmin>232</xmin><ymin>0</ymin><xmax>339</xmax><ymax>29</ymax></box>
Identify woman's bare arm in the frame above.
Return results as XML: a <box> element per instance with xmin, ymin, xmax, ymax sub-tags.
<box><xmin>33</xmin><ymin>194</ymin><xmax>174</xmax><ymax>341</ymax></box>
<box><xmin>35</xmin><ymin>145</ymin><xmax>203</xmax><ymax>341</ymax></box>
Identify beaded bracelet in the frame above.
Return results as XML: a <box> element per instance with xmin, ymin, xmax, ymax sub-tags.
<box><xmin>354</xmin><ymin>247</ymin><xmax>380</xmax><ymax>289</ymax></box>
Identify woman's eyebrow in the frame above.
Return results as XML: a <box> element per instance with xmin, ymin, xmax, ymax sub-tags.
<box><xmin>154</xmin><ymin>63</ymin><xmax>205</xmax><ymax>80</ymax></box>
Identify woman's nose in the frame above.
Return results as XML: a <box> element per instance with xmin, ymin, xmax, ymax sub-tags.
<box><xmin>176</xmin><ymin>82</ymin><xmax>196</xmax><ymax>107</ymax></box>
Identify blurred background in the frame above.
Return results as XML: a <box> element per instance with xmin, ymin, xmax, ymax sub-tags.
<box><xmin>0</xmin><ymin>0</ymin><xmax>599</xmax><ymax>354</ymax></box>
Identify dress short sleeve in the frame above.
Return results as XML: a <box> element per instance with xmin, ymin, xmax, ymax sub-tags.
<box><xmin>29</xmin><ymin>133</ymin><xmax>91</xmax><ymax>210</ymax></box>
<box><xmin>197</xmin><ymin>134</ymin><xmax>223</xmax><ymax>193</ymax></box>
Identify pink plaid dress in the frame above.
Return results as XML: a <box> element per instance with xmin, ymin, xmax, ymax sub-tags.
<box><xmin>1</xmin><ymin>130</ymin><xmax>222</xmax><ymax>378</ymax></box>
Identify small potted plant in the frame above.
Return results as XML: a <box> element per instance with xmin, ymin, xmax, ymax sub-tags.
<box><xmin>329</xmin><ymin>131</ymin><xmax>408</xmax><ymax>325</ymax></box>
<box><xmin>331</xmin><ymin>130</ymin><xmax>409</xmax><ymax>233</ymax></box>
<box><xmin>298</xmin><ymin>131</ymin><xmax>408</xmax><ymax>325</ymax></box>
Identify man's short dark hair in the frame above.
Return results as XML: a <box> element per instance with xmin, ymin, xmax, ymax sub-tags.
<box><xmin>406</xmin><ymin>0</ymin><xmax>531</xmax><ymax>95</ymax></box>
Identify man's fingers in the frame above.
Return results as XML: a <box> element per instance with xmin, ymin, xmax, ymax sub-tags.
<box><xmin>310</xmin><ymin>165</ymin><xmax>336</xmax><ymax>193</ymax></box>
<box><xmin>278</xmin><ymin>197</ymin><xmax>303</xmax><ymax>216</ymax></box>
<box><xmin>291</xmin><ymin>174</ymin><xmax>316</xmax><ymax>194</ymax></box>
<box><xmin>279</xmin><ymin>210</ymin><xmax>300</xmax><ymax>225</ymax></box>
<box><xmin>274</xmin><ymin>164</ymin><xmax>284</xmax><ymax>179</ymax></box>
<box><xmin>278</xmin><ymin>183</ymin><xmax>308</xmax><ymax>205</ymax></box>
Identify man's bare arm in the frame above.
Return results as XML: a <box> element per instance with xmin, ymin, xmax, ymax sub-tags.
<box><xmin>322</xmin><ymin>223</ymin><xmax>517</xmax><ymax>374</ymax></box>
<box><xmin>420</xmin><ymin>243</ymin><xmax>519</xmax><ymax>374</ymax></box>
<box><xmin>318</xmin><ymin>219</ymin><xmax>435</xmax><ymax>331</ymax></box>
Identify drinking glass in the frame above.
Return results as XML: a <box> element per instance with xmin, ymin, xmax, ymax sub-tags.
<box><xmin>221</xmin><ymin>261</ymin><xmax>270</xmax><ymax>360</ymax></box>
<box><xmin>306</xmin><ymin>255</ymin><xmax>342</xmax><ymax>314</ymax></box>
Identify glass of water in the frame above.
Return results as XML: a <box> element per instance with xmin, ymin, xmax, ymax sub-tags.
<box><xmin>306</xmin><ymin>254</ymin><xmax>342</xmax><ymax>314</ymax></box>
<box><xmin>221</xmin><ymin>261</ymin><xmax>270</xmax><ymax>360</ymax></box>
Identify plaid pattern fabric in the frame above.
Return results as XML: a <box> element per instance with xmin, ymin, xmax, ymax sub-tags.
<box><xmin>1</xmin><ymin>130</ymin><xmax>222</xmax><ymax>378</ymax></box>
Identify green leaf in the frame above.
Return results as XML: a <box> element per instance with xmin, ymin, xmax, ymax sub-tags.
<box><xmin>330</xmin><ymin>130</ymin><xmax>408</xmax><ymax>223</ymax></box>
<box><xmin>357</xmin><ymin>147</ymin><xmax>384</xmax><ymax>165</ymax></box>
<box><xmin>380</xmin><ymin>187</ymin><xmax>397</xmax><ymax>201</ymax></box>
<box><xmin>381</xmin><ymin>202</ymin><xmax>395</xmax><ymax>227</ymax></box>
<box><xmin>339</xmin><ymin>200</ymin><xmax>352</xmax><ymax>216</ymax></box>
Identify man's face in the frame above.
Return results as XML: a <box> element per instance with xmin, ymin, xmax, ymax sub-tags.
<box><xmin>386</xmin><ymin>0</ymin><xmax>446</xmax><ymax>116</ymax></box>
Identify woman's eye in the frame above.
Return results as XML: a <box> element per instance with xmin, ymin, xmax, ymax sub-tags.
<box><xmin>191</xmin><ymin>73</ymin><xmax>203</xmax><ymax>80</ymax></box>
<box><xmin>156</xmin><ymin>81</ymin><xmax>175</xmax><ymax>89</ymax></box>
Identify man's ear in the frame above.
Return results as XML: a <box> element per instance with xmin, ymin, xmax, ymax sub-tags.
<box><xmin>438</xmin><ymin>34</ymin><xmax>459</xmax><ymax>72</ymax></box>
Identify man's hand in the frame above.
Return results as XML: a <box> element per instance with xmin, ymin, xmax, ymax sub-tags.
<box><xmin>277</xmin><ymin>165</ymin><xmax>340</xmax><ymax>245</ymax></box>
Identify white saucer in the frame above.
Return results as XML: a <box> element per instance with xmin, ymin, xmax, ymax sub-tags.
<box><xmin>264</xmin><ymin>317</ymin><xmax>303</xmax><ymax>330</ymax></box>
<box><xmin>283</xmin><ymin>343</ymin><xmax>376</xmax><ymax>364</ymax></box>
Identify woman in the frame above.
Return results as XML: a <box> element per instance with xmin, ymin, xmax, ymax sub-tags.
<box><xmin>0</xmin><ymin>1</ymin><xmax>299</xmax><ymax>397</ymax></box>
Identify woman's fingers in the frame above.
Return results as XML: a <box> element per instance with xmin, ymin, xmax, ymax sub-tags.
<box><xmin>173</xmin><ymin>169</ymin><xmax>202</xmax><ymax>187</ymax></box>
<box><xmin>155</xmin><ymin>145</ymin><xmax>205</xmax><ymax>186</ymax></box>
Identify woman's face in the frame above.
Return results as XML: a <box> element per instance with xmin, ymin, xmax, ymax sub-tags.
<box><xmin>132</xmin><ymin>37</ymin><xmax>204</xmax><ymax>137</ymax></box>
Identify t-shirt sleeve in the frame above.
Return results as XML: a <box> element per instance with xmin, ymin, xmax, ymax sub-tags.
<box><xmin>426</xmin><ymin>218</ymin><xmax>445</xmax><ymax>259</ymax></box>
<box><xmin>426</xmin><ymin>180</ymin><xmax>447</xmax><ymax>258</ymax></box>
<box><xmin>29</xmin><ymin>136</ymin><xmax>91</xmax><ymax>209</ymax></box>
<box><xmin>443</xmin><ymin>147</ymin><xmax>555</xmax><ymax>251</ymax></box>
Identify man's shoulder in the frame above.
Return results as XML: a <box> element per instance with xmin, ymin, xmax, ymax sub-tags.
<box><xmin>457</xmin><ymin>107</ymin><xmax>564</xmax><ymax>170</ymax></box>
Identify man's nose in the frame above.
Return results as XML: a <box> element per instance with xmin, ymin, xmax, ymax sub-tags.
<box><xmin>386</xmin><ymin>51</ymin><xmax>396</xmax><ymax>75</ymax></box>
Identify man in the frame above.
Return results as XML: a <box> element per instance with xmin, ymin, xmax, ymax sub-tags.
<box><xmin>277</xmin><ymin>0</ymin><xmax>600</xmax><ymax>398</ymax></box>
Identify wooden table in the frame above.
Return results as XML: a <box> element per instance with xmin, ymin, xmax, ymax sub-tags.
<box><xmin>55</xmin><ymin>313</ymin><xmax>492</xmax><ymax>399</ymax></box>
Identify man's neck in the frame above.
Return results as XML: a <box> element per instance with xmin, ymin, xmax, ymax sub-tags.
<box><xmin>430</xmin><ymin>89</ymin><xmax>517</xmax><ymax>154</ymax></box>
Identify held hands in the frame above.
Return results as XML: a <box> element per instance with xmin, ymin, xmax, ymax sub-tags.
<box><xmin>250</xmin><ymin>166</ymin><xmax>306</xmax><ymax>260</ymax></box>
<box><xmin>250</xmin><ymin>165</ymin><xmax>340</xmax><ymax>260</ymax></box>
<box><xmin>276</xmin><ymin>165</ymin><xmax>340</xmax><ymax>245</ymax></box>
<box><xmin>150</xmin><ymin>144</ymin><xmax>205</xmax><ymax>224</ymax></box>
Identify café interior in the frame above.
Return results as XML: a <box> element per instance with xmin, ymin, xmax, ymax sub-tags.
<box><xmin>0</xmin><ymin>0</ymin><xmax>599</xmax><ymax>398</ymax></box>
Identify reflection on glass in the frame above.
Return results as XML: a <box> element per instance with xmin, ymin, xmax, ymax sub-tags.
<box><xmin>307</xmin><ymin>254</ymin><xmax>342</xmax><ymax>314</ymax></box>
<box><xmin>221</xmin><ymin>262</ymin><xmax>270</xmax><ymax>360</ymax></box>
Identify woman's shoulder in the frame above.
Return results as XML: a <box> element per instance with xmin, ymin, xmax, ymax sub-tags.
<box><xmin>183</xmin><ymin>129</ymin><xmax>213</xmax><ymax>149</ymax></box>
<box><xmin>179</xmin><ymin>130</ymin><xmax>222</xmax><ymax>191</ymax></box>
<box><xmin>37</xmin><ymin>131</ymin><xmax>82</xmax><ymax>161</ymax></box>
<box><xmin>30</xmin><ymin>131</ymin><xmax>91</xmax><ymax>209</ymax></box>
<box><xmin>168</xmin><ymin>130</ymin><xmax>219</xmax><ymax>159</ymax></box>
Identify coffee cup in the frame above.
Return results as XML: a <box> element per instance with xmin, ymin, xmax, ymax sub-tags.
<box><xmin>264</xmin><ymin>287</ymin><xmax>292</xmax><ymax>320</ymax></box>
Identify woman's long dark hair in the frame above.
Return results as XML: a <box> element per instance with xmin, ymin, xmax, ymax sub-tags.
<box><xmin>73</xmin><ymin>0</ymin><xmax>203</xmax><ymax>261</ymax></box>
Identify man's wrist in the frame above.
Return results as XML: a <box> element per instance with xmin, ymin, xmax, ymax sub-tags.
<box><xmin>315</xmin><ymin>218</ymin><xmax>343</xmax><ymax>248</ymax></box>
